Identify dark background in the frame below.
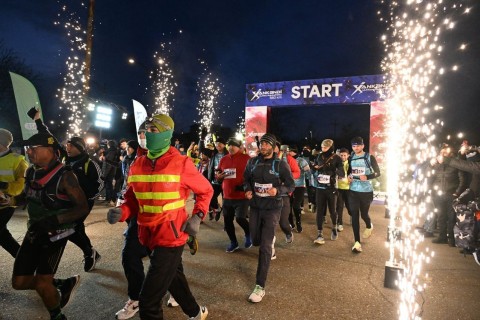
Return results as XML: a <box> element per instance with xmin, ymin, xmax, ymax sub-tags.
<box><xmin>1</xmin><ymin>0</ymin><xmax>479</xmax><ymax>149</ymax></box>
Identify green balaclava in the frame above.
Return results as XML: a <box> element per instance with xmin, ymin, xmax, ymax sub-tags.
<box><xmin>145</xmin><ymin>114</ymin><xmax>174</xmax><ymax>159</ymax></box>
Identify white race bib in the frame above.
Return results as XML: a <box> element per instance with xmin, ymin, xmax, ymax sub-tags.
<box><xmin>351</xmin><ymin>166</ymin><xmax>366</xmax><ymax>177</ymax></box>
<box><xmin>254</xmin><ymin>182</ymin><xmax>273</xmax><ymax>197</ymax></box>
<box><xmin>223</xmin><ymin>168</ymin><xmax>236</xmax><ymax>179</ymax></box>
<box><xmin>317</xmin><ymin>174</ymin><xmax>330</xmax><ymax>184</ymax></box>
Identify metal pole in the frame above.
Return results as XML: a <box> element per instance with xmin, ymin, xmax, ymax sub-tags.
<box><xmin>84</xmin><ymin>0</ymin><xmax>95</xmax><ymax>97</ymax></box>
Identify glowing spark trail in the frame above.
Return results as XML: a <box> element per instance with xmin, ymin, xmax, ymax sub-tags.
<box><xmin>152</xmin><ymin>43</ymin><xmax>177</xmax><ymax>115</ymax></box>
<box><xmin>380</xmin><ymin>1</ymin><xmax>470</xmax><ymax>319</ymax></box>
<box><xmin>54</xmin><ymin>1</ymin><xmax>88</xmax><ymax>138</ymax></box>
<box><xmin>196</xmin><ymin>60</ymin><xmax>221</xmax><ymax>139</ymax></box>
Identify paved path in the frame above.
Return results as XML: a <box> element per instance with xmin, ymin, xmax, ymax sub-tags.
<box><xmin>1</xmin><ymin>199</ymin><xmax>479</xmax><ymax>319</ymax></box>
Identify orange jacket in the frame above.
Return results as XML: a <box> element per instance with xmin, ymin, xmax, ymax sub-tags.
<box><xmin>119</xmin><ymin>147</ymin><xmax>213</xmax><ymax>249</ymax></box>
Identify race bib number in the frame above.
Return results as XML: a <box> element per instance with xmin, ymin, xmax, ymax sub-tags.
<box><xmin>223</xmin><ymin>168</ymin><xmax>236</xmax><ymax>179</ymax></box>
<box><xmin>317</xmin><ymin>174</ymin><xmax>330</xmax><ymax>184</ymax></box>
<box><xmin>254</xmin><ymin>182</ymin><xmax>272</xmax><ymax>197</ymax></box>
<box><xmin>351</xmin><ymin>166</ymin><xmax>366</xmax><ymax>177</ymax></box>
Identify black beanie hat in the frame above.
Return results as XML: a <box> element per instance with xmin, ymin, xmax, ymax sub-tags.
<box><xmin>67</xmin><ymin>136</ymin><xmax>86</xmax><ymax>153</ymax></box>
<box><xmin>127</xmin><ymin>140</ymin><xmax>139</xmax><ymax>150</ymax></box>
<box><xmin>226</xmin><ymin>137</ymin><xmax>242</xmax><ymax>148</ymax></box>
<box><xmin>260</xmin><ymin>133</ymin><xmax>276</xmax><ymax>148</ymax></box>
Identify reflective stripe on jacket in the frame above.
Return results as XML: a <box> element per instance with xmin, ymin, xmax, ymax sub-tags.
<box><xmin>128</xmin><ymin>155</ymin><xmax>186</xmax><ymax>227</ymax></box>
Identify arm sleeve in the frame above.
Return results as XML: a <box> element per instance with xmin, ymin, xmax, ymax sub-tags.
<box><xmin>85</xmin><ymin>159</ymin><xmax>104</xmax><ymax>199</ymax></box>
<box><xmin>447</xmin><ymin>158</ymin><xmax>480</xmax><ymax>175</ymax></box>
<box><xmin>367</xmin><ymin>155</ymin><xmax>381</xmax><ymax>180</ymax></box>
<box><xmin>119</xmin><ymin>186</ymin><xmax>139</xmax><ymax>222</ymax></box>
<box><xmin>335</xmin><ymin>156</ymin><xmax>345</xmax><ymax>178</ymax></box>
<box><xmin>243</xmin><ymin>159</ymin><xmax>253</xmax><ymax>192</ymax></box>
<box><xmin>288</xmin><ymin>156</ymin><xmax>301</xmax><ymax>179</ymax></box>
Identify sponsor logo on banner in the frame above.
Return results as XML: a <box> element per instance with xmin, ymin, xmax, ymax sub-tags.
<box><xmin>248</xmin><ymin>88</ymin><xmax>283</xmax><ymax>101</ymax></box>
<box><xmin>351</xmin><ymin>82</ymin><xmax>389</xmax><ymax>96</ymax></box>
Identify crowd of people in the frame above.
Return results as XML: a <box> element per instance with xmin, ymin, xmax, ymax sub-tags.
<box><xmin>1</xmin><ymin>111</ymin><xmax>479</xmax><ymax>320</ymax></box>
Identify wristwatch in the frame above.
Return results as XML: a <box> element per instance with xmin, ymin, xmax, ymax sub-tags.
<box><xmin>196</xmin><ymin>212</ymin><xmax>205</xmax><ymax>219</ymax></box>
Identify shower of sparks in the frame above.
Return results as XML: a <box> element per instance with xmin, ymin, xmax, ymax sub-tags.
<box><xmin>54</xmin><ymin>1</ymin><xmax>88</xmax><ymax>139</ymax></box>
<box><xmin>196</xmin><ymin>60</ymin><xmax>221</xmax><ymax>138</ymax></box>
<box><xmin>151</xmin><ymin>43</ymin><xmax>177</xmax><ymax>116</ymax></box>
<box><xmin>235</xmin><ymin>115</ymin><xmax>246</xmax><ymax>142</ymax></box>
<box><xmin>379</xmin><ymin>1</ymin><xmax>469</xmax><ymax>319</ymax></box>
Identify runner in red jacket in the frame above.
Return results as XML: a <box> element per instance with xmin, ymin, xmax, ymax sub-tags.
<box><xmin>108</xmin><ymin>114</ymin><xmax>212</xmax><ymax>320</ymax></box>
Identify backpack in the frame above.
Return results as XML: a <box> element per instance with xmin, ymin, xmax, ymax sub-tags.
<box><xmin>453</xmin><ymin>200</ymin><xmax>477</xmax><ymax>251</ymax></box>
<box><xmin>348</xmin><ymin>152</ymin><xmax>373</xmax><ymax>172</ymax></box>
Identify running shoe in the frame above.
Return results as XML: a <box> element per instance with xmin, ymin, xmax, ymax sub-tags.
<box><xmin>313</xmin><ymin>234</ymin><xmax>325</xmax><ymax>245</ymax></box>
<box><xmin>115</xmin><ymin>299</ymin><xmax>139</xmax><ymax>319</ymax></box>
<box><xmin>59</xmin><ymin>275</ymin><xmax>80</xmax><ymax>308</ymax></box>
<box><xmin>337</xmin><ymin>224</ymin><xmax>344</xmax><ymax>232</ymax></box>
<box><xmin>244</xmin><ymin>235</ymin><xmax>252</xmax><ymax>248</ymax></box>
<box><xmin>352</xmin><ymin>241</ymin><xmax>362</xmax><ymax>253</ymax></box>
<box><xmin>363</xmin><ymin>223</ymin><xmax>373</xmax><ymax>238</ymax></box>
<box><xmin>167</xmin><ymin>294</ymin><xmax>179</xmax><ymax>307</ymax></box>
<box><xmin>226</xmin><ymin>242</ymin><xmax>239</xmax><ymax>253</ymax></box>
<box><xmin>84</xmin><ymin>248</ymin><xmax>101</xmax><ymax>272</ymax></box>
<box><xmin>188</xmin><ymin>305</ymin><xmax>208</xmax><ymax>320</ymax></box>
<box><xmin>248</xmin><ymin>285</ymin><xmax>265</xmax><ymax>303</ymax></box>
<box><xmin>331</xmin><ymin>227</ymin><xmax>338</xmax><ymax>241</ymax></box>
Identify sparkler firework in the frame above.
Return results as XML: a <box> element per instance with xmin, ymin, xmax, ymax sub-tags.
<box><xmin>196</xmin><ymin>59</ymin><xmax>221</xmax><ymax>139</ymax></box>
<box><xmin>380</xmin><ymin>1</ymin><xmax>471</xmax><ymax>318</ymax></box>
<box><xmin>54</xmin><ymin>1</ymin><xmax>88</xmax><ymax>138</ymax></box>
<box><xmin>152</xmin><ymin>43</ymin><xmax>177</xmax><ymax>116</ymax></box>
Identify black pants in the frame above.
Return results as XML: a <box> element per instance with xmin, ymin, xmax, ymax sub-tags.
<box><xmin>139</xmin><ymin>245</ymin><xmax>199</xmax><ymax>320</ymax></box>
<box><xmin>315</xmin><ymin>188</ymin><xmax>337</xmax><ymax>231</ymax></box>
<box><xmin>433</xmin><ymin>193</ymin><xmax>455</xmax><ymax>241</ymax></box>
<box><xmin>336</xmin><ymin>189</ymin><xmax>351</xmax><ymax>225</ymax></box>
<box><xmin>104</xmin><ymin>175</ymin><xmax>116</xmax><ymax>202</ymax></box>
<box><xmin>249</xmin><ymin>207</ymin><xmax>280</xmax><ymax>288</ymax></box>
<box><xmin>290</xmin><ymin>187</ymin><xmax>305</xmax><ymax>227</ymax></box>
<box><xmin>279</xmin><ymin>196</ymin><xmax>292</xmax><ymax>236</ymax></box>
<box><xmin>0</xmin><ymin>207</ymin><xmax>20</xmax><ymax>258</ymax></box>
<box><xmin>209</xmin><ymin>183</ymin><xmax>223</xmax><ymax>210</ymax></box>
<box><xmin>122</xmin><ymin>217</ymin><xmax>149</xmax><ymax>301</ymax></box>
<box><xmin>68</xmin><ymin>202</ymin><xmax>95</xmax><ymax>256</ymax></box>
<box><xmin>305</xmin><ymin>179</ymin><xmax>316</xmax><ymax>204</ymax></box>
<box><xmin>223</xmin><ymin>199</ymin><xmax>250</xmax><ymax>244</ymax></box>
<box><xmin>349</xmin><ymin>191</ymin><xmax>373</xmax><ymax>242</ymax></box>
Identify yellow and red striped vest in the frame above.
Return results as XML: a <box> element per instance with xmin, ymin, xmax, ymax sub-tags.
<box><xmin>127</xmin><ymin>155</ymin><xmax>186</xmax><ymax>226</ymax></box>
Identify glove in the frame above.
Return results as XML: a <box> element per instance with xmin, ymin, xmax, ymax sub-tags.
<box><xmin>181</xmin><ymin>214</ymin><xmax>202</xmax><ymax>237</ymax></box>
<box><xmin>107</xmin><ymin>207</ymin><xmax>122</xmax><ymax>224</ymax></box>
<box><xmin>29</xmin><ymin>215</ymin><xmax>59</xmax><ymax>234</ymax></box>
<box><xmin>186</xmin><ymin>235</ymin><xmax>198</xmax><ymax>255</ymax></box>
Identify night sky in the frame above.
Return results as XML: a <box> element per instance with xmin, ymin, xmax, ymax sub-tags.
<box><xmin>1</xmin><ymin>0</ymin><xmax>479</xmax><ymax>147</ymax></box>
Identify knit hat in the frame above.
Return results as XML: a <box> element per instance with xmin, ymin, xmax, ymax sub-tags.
<box><xmin>351</xmin><ymin>136</ymin><xmax>364</xmax><ymax>146</ymax></box>
<box><xmin>127</xmin><ymin>140</ymin><xmax>139</xmax><ymax>150</ymax></box>
<box><xmin>215</xmin><ymin>137</ymin><xmax>226</xmax><ymax>145</ymax></box>
<box><xmin>67</xmin><ymin>136</ymin><xmax>87</xmax><ymax>153</ymax></box>
<box><xmin>146</xmin><ymin>114</ymin><xmax>174</xmax><ymax>132</ymax></box>
<box><xmin>0</xmin><ymin>129</ymin><xmax>13</xmax><ymax>148</ymax></box>
<box><xmin>226</xmin><ymin>137</ymin><xmax>242</xmax><ymax>148</ymax></box>
<box><xmin>259</xmin><ymin>133</ymin><xmax>276</xmax><ymax>148</ymax></box>
<box><xmin>289</xmin><ymin>145</ymin><xmax>298</xmax><ymax>153</ymax></box>
<box><xmin>321</xmin><ymin>139</ymin><xmax>334</xmax><ymax>148</ymax></box>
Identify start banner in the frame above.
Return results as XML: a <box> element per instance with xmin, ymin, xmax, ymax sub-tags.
<box><xmin>246</xmin><ymin>74</ymin><xmax>387</xmax><ymax>107</ymax></box>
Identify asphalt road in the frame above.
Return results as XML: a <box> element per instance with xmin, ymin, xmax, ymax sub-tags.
<box><xmin>0</xmin><ymin>198</ymin><xmax>479</xmax><ymax>320</ymax></box>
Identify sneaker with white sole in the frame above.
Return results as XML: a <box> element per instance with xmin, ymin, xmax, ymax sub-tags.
<box><xmin>337</xmin><ymin>224</ymin><xmax>344</xmax><ymax>232</ymax></box>
<box><xmin>248</xmin><ymin>285</ymin><xmax>265</xmax><ymax>303</ymax></box>
<box><xmin>352</xmin><ymin>241</ymin><xmax>362</xmax><ymax>253</ymax></box>
<box><xmin>286</xmin><ymin>233</ymin><xmax>294</xmax><ymax>243</ymax></box>
<box><xmin>244</xmin><ymin>235</ymin><xmax>252</xmax><ymax>248</ymax></box>
<box><xmin>226</xmin><ymin>242</ymin><xmax>239</xmax><ymax>253</ymax></box>
<box><xmin>331</xmin><ymin>227</ymin><xmax>338</xmax><ymax>241</ymax></box>
<box><xmin>84</xmin><ymin>248</ymin><xmax>101</xmax><ymax>272</ymax></box>
<box><xmin>473</xmin><ymin>249</ymin><xmax>480</xmax><ymax>266</ymax></box>
<box><xmin>363</xmin><ymin>223</ymin><xmax>373</xmax><ymax>239</ymax></box>
<box><xmin>271</xmin><ymin>248</ymin><xmax>276</xmax><ymax>260</ymax></box>
<box><xmin>188</xmin><ymin>305</ymin><xmax>208</xmax><ymax>320</ymax></box>
<box><xmin>115</xmin><ymin>299</ymin><xmax>139</xmax><ymax>319</ymax></box>
<box><xmin>167</xmin><ymin>293</ymin><xmax>179</xmax><ymax>307</ymax></box>
<box><xmin>58</xmin><ymin>275</ymin><xmax>80</xmax><ymax>308</ymax></box>
<box><xmin>313</xmin><ymin>233</ymin><xmax>325</xmax><ymax>245</ymax></box>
